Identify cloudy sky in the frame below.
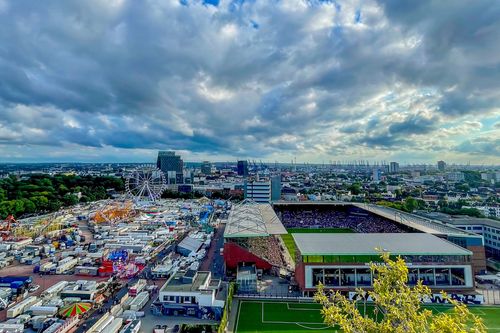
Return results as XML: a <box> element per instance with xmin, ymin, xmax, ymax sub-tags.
<box><xmin>0</xmin><ymin>0</ymin><xmax>499</xmax><ymax>164</ymax></box>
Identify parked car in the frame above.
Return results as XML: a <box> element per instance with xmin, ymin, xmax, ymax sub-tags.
<box><xmin>29</xmin><ymin>285</ymin><xmax>40</xmax><ymax>292</ymax></box>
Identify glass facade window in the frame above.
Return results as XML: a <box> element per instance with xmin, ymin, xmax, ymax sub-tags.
<box><xmin>419</xmin><ymin>268</ymin><xmax>435</xmax><ymax>286</ymax></box>
<box><xmin>356</xmin><ymin>268</ymin><xmax>371</xmax><ymax>286</ymax></box>
<box><xmin>312</xmin><ymin>268</ymin><xmax>324</xmax><ymax>286</ymax></box>
<box><xmin>309</xmin><ymin>266</ymin><xmax>467</xmax><ymax>288</ymax></box>
<box><xmin>324</xmin><ymin>268</ymin><xmax>340</xmax><ymax>287</ymax></box>
<box><xmin>408</xmin><ymin>268</ymin><xmax>419</xmax><ymax>286</ymax></box>
<box><xmin>450</xmin><ymin>268</ymin><xmax>465</xmax><ymax>286</ymax></box>
<box><xmin>302</xmin><ymin>254</ymin><xmax>471</xmax><ymax>264</ymax></box>
<box><xmin>340</xmin><ymin>268</ymin><xmax>356</xmax><ymax>286</ymax></box>
<box><xmin>435</xmin><ymin>268</ymin><xmax>451</xmax><ymax>286</ymax></box>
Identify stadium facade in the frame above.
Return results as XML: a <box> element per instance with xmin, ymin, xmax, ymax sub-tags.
<box><xmin>293</xmin><ymin>233</ymin><xmax>474</xmax><ymax>296</ymax></box>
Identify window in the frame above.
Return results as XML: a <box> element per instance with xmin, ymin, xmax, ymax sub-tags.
<box><xmin>408</xmin><ymin>268</ymin><xmax>419</xmax><ymax>285</ymax></box>
<box><xmin>419</xmin><ymin>268</ymin><xmax>435</xmax><ymax>286</ymax></box>
<box><xmin>312</xmin><ymin>268</ymin><xmax>324</xmax><ymax>286</ymax></box>
<box><xmin>324</xmin><ymin>268</ymin><xmax>340</xmax><ymax>287</ymax></box>
<box><xmin>451</xmin><ymin>268</ymin><xmax>465</xmax><ymax>286</ymax></box>
<box><xmin>164</xmin><ymin>295</ymin><xmax>176</xmax><ymax>302</ymax></box>
<box><xmin>340</xmin><ymin>268</ymin><xmax>356</xmax><ymax>287</ymax></box>
<box><xmin>356</xmin><ymin>268</ymin><xmax>371</xmax><ymax>286</ymax></box>
<box><xmin>435</xmin><ymin>268</ymin><xmax>450</xmax><ymax>286</ymax></box>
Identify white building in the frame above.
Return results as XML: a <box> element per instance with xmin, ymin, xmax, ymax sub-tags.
<box><xmin>154</xmin><ymin>270</ymin><xmax>224</xmax><ymax>319</ymax></box>
<box><xmin>245</xmin><ymin>180</ymin><xmax>270</xmax><ymax>203</ymax></box>
<box><xmin>447</xmin><ymin>172</ymin><xmax>465</xmax><ymax>182</ymax></box>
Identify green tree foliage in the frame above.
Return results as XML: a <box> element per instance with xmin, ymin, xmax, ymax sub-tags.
<box><xmin>349</xmin><ymin>183</ymin><xmax>362</xmax><ymax>195</ymax></box>
<box><xmin>0</xmin><ymin>174</ymin><xmax>124</xmax><ymax>219</ymax></box>
<box><xmin>315</xmin><ymin>252</ymin><xmax>485</xmax><ymax>333</ymax></box>
<box><xmin>377</xmin><ymin>198</ymin><xmax>427</xmax><ymax>213</ymax></box>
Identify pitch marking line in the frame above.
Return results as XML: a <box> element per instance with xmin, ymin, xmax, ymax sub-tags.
<box><xmin>260</xmin><ymin>302</ymin><xmax>330</xmax><ymax>329</ymax></box>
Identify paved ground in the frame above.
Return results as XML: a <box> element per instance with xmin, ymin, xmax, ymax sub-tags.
<box><xmin>0</xmin><ymin>262</ymin><xmax>106</xmax><ymax>321</ymax></box>
<box><xmin>200</xmin><ymin>223</ymin><xmax>225</xmax><ymax>279</ymax></box>
<box><xmin>140</xmin><ymin>312</ymin><xmax>218</xmax><ymax>332</ymax></box>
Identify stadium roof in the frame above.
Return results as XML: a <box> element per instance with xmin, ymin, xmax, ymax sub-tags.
<box><xmin>224</xmin><ymin>200</ymin><xmax>287</xmax><ymax>238</ymax></box>
<box><xmin>292</xmin><ymin>233</ymin><xmax>472</xmax><ymax>256</ymax></box>
<box><xmin>352</xmin><ymin>203</ymin><xmax>478</xmax><ymax>237</ymax></box>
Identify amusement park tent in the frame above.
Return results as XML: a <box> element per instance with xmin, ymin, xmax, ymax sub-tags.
<box><xmin>60</xmin><ymin>302</ymin><xmax>92</xmax><ymax>317</ymax></box>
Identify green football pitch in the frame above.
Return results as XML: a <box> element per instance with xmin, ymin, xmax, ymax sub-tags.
<box><xmin>234</xmin><ymin>300</ymin><xmax>500</xmax><ymax>333</ymax></box>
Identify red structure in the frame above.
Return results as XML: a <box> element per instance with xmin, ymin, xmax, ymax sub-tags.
<box><xmin>223</xmin><ymin>242</ymin><xmax>272</xmax><ymax>270</ymax></box>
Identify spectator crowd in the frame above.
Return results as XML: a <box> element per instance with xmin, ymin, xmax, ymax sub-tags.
<box><xmin>276</xmin><ymin>206</ymin><xmax>409</xmax><ymax>233</ymax></box>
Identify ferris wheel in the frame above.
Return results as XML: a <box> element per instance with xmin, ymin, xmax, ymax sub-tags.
<box><xmin>125</xmin><ymin>165</ymin><xmax>167</xmax><ymax>203</ymax></box>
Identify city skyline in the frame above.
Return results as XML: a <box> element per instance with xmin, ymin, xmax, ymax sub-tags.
<box><xmin>0</xmin><ymin>1</ymin><xmax>499</xmax><ymax>164</ymax></box>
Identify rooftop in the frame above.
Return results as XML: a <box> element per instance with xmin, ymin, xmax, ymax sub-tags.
<box><xmin>160</xmin><ymin>271</ymin><xmax>210</xmax><ymax>293</ymax></box>
<box><xmin>292</xmin><ymin>233</ymin><xmax>472</xmax><ymax>256</ymax></box>
<box><xmin>420</xmin><ymin>212</ymin><xmax>500</xmax><ymax>229</ymax></box>
<box><xmin>353</xmin><ymin>203</ymin><xmax>479</xmax><ymax>237</ymax></box>
<box><xmin>224</xmin><ymin>200</ymin><xmax>287</xmax><ymax>238</ymax></box>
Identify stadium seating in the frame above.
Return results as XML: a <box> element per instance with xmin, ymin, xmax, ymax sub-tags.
<box><xmin>276</xmin><ymin>206</ymin><xmax>408</xmax><ymax>233</ymax></box>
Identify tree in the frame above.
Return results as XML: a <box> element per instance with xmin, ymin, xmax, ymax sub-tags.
<box><xmin>62</xmin><ymin>193</ymin><xmax>79</xmax><ymax>206</ymax></box>
<box><xmin>314</xmin><ymin>252</ymin><xmax>485</xmax><ymax>333</ymax></box>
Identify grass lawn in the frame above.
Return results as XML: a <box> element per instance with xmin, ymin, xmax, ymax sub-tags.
<box><xmin>281</xmin><ymin>228</ymin><xmax>354</xmax><ymax>262</ymax></box>
<box><xmin>425</xmin><ymin>305</ymin><xmax>500</xmax><ymax>332</ymax></box>
<box><xmin>235</xmin><ymin>300</ymin><xmax>377</xmax><ymax>333</ymax></box>
<box><xmin>235</xmin><ymin>300</ymin><xmax>500</xmax><ymax>332</ymax></box>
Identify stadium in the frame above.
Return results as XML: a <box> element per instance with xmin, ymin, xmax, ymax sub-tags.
<box><xmin>223</xmin><ymin>201</ymin><xmax>487</xmax><ymax>298</ymax></box>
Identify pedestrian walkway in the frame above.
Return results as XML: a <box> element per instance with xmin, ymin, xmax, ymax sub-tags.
<box><xmin>226</xmin><ymin>299</ymin><xmax>239</xmax><ymax>333</ymax></box>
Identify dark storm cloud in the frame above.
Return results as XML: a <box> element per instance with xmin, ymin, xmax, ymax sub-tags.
<box><xmin>0</xmin><ymin>0</ymin><xmax>498</xmax><ymax>162</ymax></box>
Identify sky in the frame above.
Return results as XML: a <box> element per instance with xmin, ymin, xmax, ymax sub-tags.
<box><xmin>0</xmin><ymin>0</ymin><xmax>499</xmax><ymax>164</ymax></box>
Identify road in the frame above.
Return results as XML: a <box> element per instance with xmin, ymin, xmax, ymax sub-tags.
<box><xmin>200</xmin><ymin>223</ymin><xmax>225</xmax><ymax>279</ymax></box>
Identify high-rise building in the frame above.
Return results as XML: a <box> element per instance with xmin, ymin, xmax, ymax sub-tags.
<box><xmin>437</xmin><ymin>160</ymin><xmax>446</xmax><ymax>172</ymax></box>
<box><xmin>244</xmin><ymin>175</ymin><xmax>282</xmax><ymax>203</ymax></box>
<box><xmin>389</xmin><ymin>162</ymin><xmax>399</xmax><ymax>173</ymax></box>
<box><xmin>201</xmin><ymin>161</ymin><xmax>212</xmax><ymax>175</ymax></box>
<box><xmin>271</xmin><ymin>175</ymin><xmax>282</xmax><ymax>201</ymax></box>
<box><xmin>372</xmin><ymin>169</ymin><xmax>381</xmax><ymax>182</ymax></box>
<box><xmin>237</xmin><ymin>160</ymin><xmax>249</xmax><ymax>177</ymax></box>
<box><xmin>157</xmin><ymin>151</ymin><xmax>184</xmax><ymax>184</ymax></box>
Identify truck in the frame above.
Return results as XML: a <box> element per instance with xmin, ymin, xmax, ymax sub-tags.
<box><xmin>75</xmin><ymin>266</ymin><xmax>99</xmax><ymax>276</ymax></box>
<box><xmin>27</xmin><ymin>305</ymin><xmax>58</xmax><ymax>316</ymax></box>
<box><xmin>128</xmin><ymin>279</ymin><xmax>147</xmax><ymax>297</ymax></box>
<box><xmin>6</xmin><ymin>296</ymin><xmax>40</xmax><ymax>318</ymax></box>
<box><xmin>0</xmin><ymin>276</ymin><xmax>32</xmax><ymax>286</ymax></box>
<box><xmin>41</xmin><ymin>281</ymin><xmax>68</xmax><ymax>298</ymax></box>
<box><xmin>40</xmin><ymin>262</ymin><xmax>57</xmax><ymax>274</ymax></box>
<box><xmin>119</xmin><ymin>320</ymin><xmax>141</xmax><ymax>333</ymax></box>
<box><xmin>129</xmin><ymin>291</ymin><xmax>149</xmax><ymax>311</ymax></box>
<box><xmin>101</xmin><ymin>318</ymin><xmax>123</xmax><ymax>333</ymax></box>
<box><xmin>55</xmin><ymin>257</ymin><xmax>78</xmax><ymax>274</ymax></box>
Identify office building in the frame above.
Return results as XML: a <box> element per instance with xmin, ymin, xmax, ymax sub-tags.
<box><xmin>389</xmin><ymin>162</ymin><xmax>399</xmax><ymax>173</ymax></box>
<box><xmin>201</xmin><ymin>161</ymin><xmax>212</xmax><ymax>175</ymax></box>
<box><xmin>237</xmin><ymin>160</ymin><xmax>249</xmax><ymax>177</ymax></box>
<box><xmin>437</xmin><ymin>160</ymin><xmax>446</xmax><ymax>172</ymax></box>
<box><xmin>372</xmin><ymin>169</ymin><xmax>381</xmax><ymax>182</ymax></box>
<box><xmin>244</xmin><ymin>180</ymin><xmax>271</xmax><ymax>203</ymax></box>
<box><xmin>157</xmin><ymin>151</ymin><xmax>183</xmax><ymax>184</ymax></box>
<box><xmin>271</xmin><ymin>175</ymin><xmax>281</xmax><ymax>201</ymax></box>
